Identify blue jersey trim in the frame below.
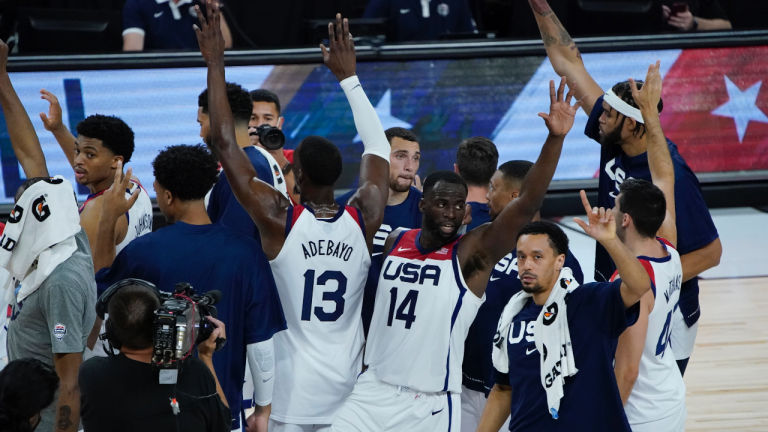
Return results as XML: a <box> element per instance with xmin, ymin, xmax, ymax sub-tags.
<box><xmin>304</xmin><ymin>204</ymin><xmax>346</xmax><ymax>223</ymax></box>
<box><xmin>285</xmin><ymin>206</ymin><xmax>295</xmax><ymax>239</ymax></box>
<box><xmin>444</xmin><ymin>244</ymin><xmax>467</xmax><ymax>391</ymax></box>
<box><xmin>353</xmin><ymin>206</ymin><xmax>367</xmax><ymax>239</ymax></box>
<box><xmin>447</xmin><ymin>392</ymin><xmax>453</xmax><ymax>432</ymax></box>
<box><xmin>637</xmin><ymin>255</ymin><xmax>671</xmax><ymax>263</ymax></box>
<box><xmin>387</xmin><ymin>229</ymin><xmax>409</xmax><ymax>257</ymax></box>
<box><xmin>414</xmin><ymin>230</ymin><xmax>443</xmax><ymax>255</ymax></box>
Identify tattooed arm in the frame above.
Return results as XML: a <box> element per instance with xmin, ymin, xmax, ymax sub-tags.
<box><xmin>53</xmin><ymin>352</ymin><xmax>82</xmax><ymax>431</ymax></box>
<box><xmin>527</xmin><ymin>0</ymin><xmax>603</xmax><ymax>114</ymax></box>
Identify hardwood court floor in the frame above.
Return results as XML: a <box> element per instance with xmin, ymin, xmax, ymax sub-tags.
<box><xmin>684</xmin><ymin>277</ymin><xmax>768</xmax><ymax>430</ymax></box>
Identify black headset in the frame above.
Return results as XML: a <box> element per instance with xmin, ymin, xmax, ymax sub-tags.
<box><xmin>96</xmin><ymin>279</ymin><xmax>162</xmax><ymax>355</ymax></box>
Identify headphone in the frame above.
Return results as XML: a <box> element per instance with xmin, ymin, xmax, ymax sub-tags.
<box><xmin>96</xmin><ymin>279</ymin><xmax>162</xmax><ymax>355</ymax></box>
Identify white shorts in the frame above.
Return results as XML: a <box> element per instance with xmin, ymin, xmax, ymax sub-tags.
<box><xmin>331</xmin><ymin>371</ymin><xmax>460</xmax><ymax>432</ymax></box>
<box><xmin>629</xmin><ymin>404</ymin><xmax>687</xmax><ymax>432</ymax></box>
<box><xmin>460</xmin><ymin>385</ymin><xmax>509</xmax><ymax>432</ymax></box>
<box><xmin>670</xmin><ymin>307</ymin><xmax>699</xmax><ymax>360</ymax></box>
<box><xmin>269</xmin><ymin>419</ymin><xmax>331</xmax><ymax>432</ymax></box>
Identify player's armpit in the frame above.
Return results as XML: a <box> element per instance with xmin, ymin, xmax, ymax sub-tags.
<box><xmin>614</xmin><ymin>290</ymin><xmax>652</xmax><ymax>405</ymax></box>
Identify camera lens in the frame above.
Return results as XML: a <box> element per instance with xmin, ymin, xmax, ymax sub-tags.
<box><xmin>258</xmin><ymin>126</ymin><xmax>286</xmax><ymax>151</ymax></box>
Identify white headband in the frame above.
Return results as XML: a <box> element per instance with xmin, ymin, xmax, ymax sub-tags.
<box><xmin>603</xmin><ymin>89</ymin><xmax>644</xmax><ymax>124</ymax></box>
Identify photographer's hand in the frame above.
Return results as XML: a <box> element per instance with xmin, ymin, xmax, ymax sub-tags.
<box><xmin>199</xmin><ymin>316</ymin><xmax>229</xmax><ymax>408</ymax></box>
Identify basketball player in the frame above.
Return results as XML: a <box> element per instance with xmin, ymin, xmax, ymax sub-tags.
<box><xmin>460</xmin><ymin>160</ymin><xmax>584</xmax><ymax>432</ymax></box>
<box><xmin>39</xmin><ymin>91</ymin><xmax>153</xmax><ymax>258</ymax></box>
<box><xmin>336</xmin><ymin>127</ymin><xmax>423</xmax><ymax>334</ymax></box>
<box><xmin>330</xmin><ymin>75</ymin><xmax>581</xmax><ymax>431</ymax></box>
<box><xmin>612</xmin><ymin>63</ymin><xmax>686</xmax><ymax>431</ymax></box>
<box><xmin>38</xmin><ymin>91</ymin><xmax>153</xmax><ymax>358</ymax></box>
<box><xmin>195</xmin><ymin>7</ymin><xmax>390</xmax><ymax>432</ymax></box>
<box><xmin>527</xmin><ymin>0</ymin><xmax>721</xmax><ymax>374</ymax></box>
<box><xmin>454</xmin><ymin>137</ymin><xmax>498</xmax><ymax>231</ymax></box>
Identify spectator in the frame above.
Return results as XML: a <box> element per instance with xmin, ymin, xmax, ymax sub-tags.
<box><xmin>0</xmin><ymin>39</ymin><xmax>96</xmax><ymax>432</ymax></box>
<box><xmin>455</xmin><ymin>136</ymin><xmax>498</xmax><ymax>231</ymax></box>
<box><xmin>79</xmin><ymin>282</ymin><xmax>231</xmax><ymax>432</ymax></box>
<box><xmin>93</xmin><ymin>145</ymin><xmax>286</xmax><ymax>431</ymax></box>
<box><xmin>364</xmin><ymin>0</ymin><xmax>476</xmax><ymax>41</ymax></box>
<box><xmin>0</xmin><ymin>358</ymin><xmax>60</xmax><ymax>432</ymax></box>
<box><xmin>662</xmin><ymin>0</ymin><xmax>732</xmax><ymax>32</ymax></box>
<box><xmin>122</xmin><ymin>0</ymin><xmax>233</xmax><ymax>51</ymax></box>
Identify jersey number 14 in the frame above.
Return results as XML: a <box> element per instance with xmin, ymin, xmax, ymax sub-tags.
<box><xmin>387</xmin><ymin>287</ymin><xmax>419</xmax><ymax>329</ymax></box>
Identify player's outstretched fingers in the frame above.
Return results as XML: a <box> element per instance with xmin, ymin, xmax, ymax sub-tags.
<box><xmin>598</xmin><ymin>206</ymin><xmax>606</xmax><ymax>222</ymax></box>
<box><xmin>335</xmin><ymin>13</ymin><xmax>343</xmax><ymax>44</ymax></box>
<box><xmin>579</xmin><ymin>190</ymin><xmax>592</xmax><ymax>214</ymax></box>
<box><xmin>193</xmin><ymin>5</ymin><xmax>207</xmax><ymax>31</ymax></box>
<box><xmin>573</xmin><ymin>217</ymin><xmax>589</xmax><ymax>232</ymax></box>
<box><xmin>556</xmin><ymin>76</ymin><xmax>566</xmax><ymax>102</ymax></box>
<box><xmin>343</xmin><ymin>16</ymin><xmax>350</xmax><ymax>45</ymax></box>
<box><xmin>548</xmin><ymin>79</ymin><xmax>556</xmax><ymax>104</ymax></box>
<box><xmin>565</xmin><ymin>86</ymin><xmax>574</xmax><ymax>105</ymax></box>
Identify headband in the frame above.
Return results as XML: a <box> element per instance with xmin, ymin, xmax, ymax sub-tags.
<box><xmin>603</xmin><ymin>89</ymin><xmax>645</xmax><ymax>124</ymax></box>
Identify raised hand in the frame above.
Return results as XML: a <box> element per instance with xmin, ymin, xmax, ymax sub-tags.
<box><xmin>573</xmin><ymin>190</ymin><xmax>617</xmax><ymax>244</ymax></box>
<box><xmin>0</xmin><ymin>39</ymin><xmax>8</xmax><ymax>73</ymax></box>
<box><xmin>39</xmin><ymin>89</ymin><xmax>64</xmax><ymax>132</ymax></box>
<box><xmin>538</xmin><ymin>77</ymin><xmax>581</xmax><ymax>137</ymax></box>
<box><xmin>101</xmin><ymin>161</ymin><xmax>139</xmax><ymax>221</ymax></box>
<box><xmin>320</xmin><ymin>14</ymin><xmax>356</xmax><ymax>82</ymax></box>
<box><xmin>629</xmin><ymin>60</ymin><xmax>662</xmax><ymax>115</ymax></box>
<box><xmin>194</xmin><ymin>0</ymin><xmax>225</xmax><ymax>65</ymax></box>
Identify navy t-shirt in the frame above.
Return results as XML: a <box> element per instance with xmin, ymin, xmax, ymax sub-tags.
<box><xmin>122</xmin><ymin>0</ymin><xmax>203</xmax><ymax>50</ymax></box>
<box><xmin>95</xmin><ymin>222</ymin><xmax>287</xmax><ymax>429</ymax></box>
<box><xmin>586</xmin><ymin>96</ymin><xmax>718</xmax><ymax>327</ymax></box>
<box><xmin>336</xmin><ymin>186</ymin><xmax>422</xmax><ymax>333</ymax></box>
<box><xmin>494</xmin><ymin>280</ymin><xmax>639</xmax><ymax>432</ymax></box>
<box><xmin>363</xmin><ymin>0</ymin><xmax>474</xmax><ymax>42</ymax></box>
<box><xmin>462</xmin><ymin>249</ymin><xmax>583</xmax><ymax>395</ymax></box>
<box><xmin>208</xmin><ymin>146</ymin><xmax>278</xmax><ymax>244</ymax></box>
<box><xmin>465</xmin><ymin>201</ymin><xmax>492</xmax><ymax>232</ymax></box>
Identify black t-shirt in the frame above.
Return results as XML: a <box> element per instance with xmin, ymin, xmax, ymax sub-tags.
<box><xmin>79</xmin><ymin>354</ymin><xmax>231</xmax><ymax>432</ymax></box>
<box><xmin>662</xmin><ymin>0</ymin><xmax>728</xmax><ymax>20</ymax></box>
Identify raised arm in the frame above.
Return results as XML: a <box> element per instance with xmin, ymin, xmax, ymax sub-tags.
<box><xmin>322</xmin><ymin>15</ymin><xmax>390</xmax><ymax>251</ymax></box>
<box><xmin>39</xmin><ymin>89</ymin><xmax>79</xmax><ymax>167</ymax></box>
<box><xmin>195</xmin><ymin>1</ymin><xmax>289</xmax><ymax>260</ymax></box>
<box><xmin>629</xmin><ymin>61</ymin><xmax>677</xmax><ymax>246</ymax></box>
<box><xmin>527</xmin><ymin>0</ymin><xmax>603</xmax><ymax>114</ymax></box>
<box><xmin>574</xmin><ymin>191</ymin><xmax>652</xmax><ymax>307</ymax></box>
<box><xmin>463</xmin><ymin>79</ymin><xmax>578</xmax><ymax>269</ymax></box>
<box><xmin>0</xmin><ymin>40</ymin><xmax>49</xmax><ymax>178</ymax></box>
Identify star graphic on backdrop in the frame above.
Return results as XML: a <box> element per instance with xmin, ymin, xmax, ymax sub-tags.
<box><xmin>354</xmin><ymin>89</ymin><xmax>412</xmax><ymax>143</ymax></box>
<box><xmin>712</xmin><ymin>76</ymin><xmax>768</xmax><ymax>143</ymax></box>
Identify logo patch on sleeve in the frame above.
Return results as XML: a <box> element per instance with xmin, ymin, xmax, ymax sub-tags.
<box><xmin>53</xmin><ymin>323</ymin><xmax>67</xmax><ymax>340</ymax></box>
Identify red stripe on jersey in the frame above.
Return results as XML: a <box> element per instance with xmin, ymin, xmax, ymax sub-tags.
<box><xmin>610</xmin><ymin>270</ymin><xmax>619</xmax><ymax>282</ymax></box>
<box><xmin>657</xmin><ymin>237</ymin><xmax>676</xmax><ymax>250</ymax></box>
<box><xmin>345</xmin><ymin>206</ymin><xmax>364</xmax><ymax>232</ymax></box>
<box><xmin>610</xmin><ymin>260</ymin><xmax>656</xmax><ymax>285</ymax></box>
<box><xmin>290</xmin><ymin>205</ymin><xmax>306</xmax><ymax>228</ymax></box>
<box><xmin>389</xmin><ymin>229</ymin><xmax>460</xmax><ymax>261</ymax></box>
<box><xmin>79</xmin><ymin>190</ymin><xmax>106</xmax><ymax>213</ymax></box>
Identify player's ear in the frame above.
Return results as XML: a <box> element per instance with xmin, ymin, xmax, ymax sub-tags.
<box><xmin>418</xmin><ymin>198</ymin><xmax>425</xmax><ymax>214</ymax></box>
<box><xmin>555</xmin><ymin>253</ymin><xmax>566</xmax><ymax>270</ymax></box>
<box><xmin>622</xmin><ymin>212</ymin><xmax>631</xmax><ymax>228</ymax></box>
<box><xmin>111</xmin><ymin>155</ymin><xmax>124</xmax><ymax>169</ymax></box>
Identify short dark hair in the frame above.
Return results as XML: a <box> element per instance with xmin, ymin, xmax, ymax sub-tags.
<box><xmin>76</xmin><ymin>114</ymin><xmax>135</xmax><ymax>163</ymax></box>
<box><xmin>516</xmin><ymin>220</ymin><xmax>569</xmax><ymax>256</ymax></box>
<box><xmin>153</xmin><ymin>144</ymin><xmax>219</xmax><ymax>201</ymax></box>
<box><xmin>456</xmin><ymin>137</ymin><xmax>499</xmax><ymax>187</ymax></box>
<box><xmin>296</xmin><ymin>136</ymin><xmax>342</xmax><ymax>186</ymax></box>
<box><xmin>0</xmin><ymin>358</ymin><xmax>59</xmax><ymax>432</ymax></box>
<box><xmin>610</xmin><ymin>81</ymin><xmax>664</xmax><ymax>138</ymax></box>
<box><xmin>198</xmin><ymin>82</ymin><xmax>253</xmax><ymax>125</ymax></box>
<box><xmin>385</xmin><ymin>127</ymin><xmax>418</xmax><ymax>145</ymax></box>
<box><xmin>618</xmin><ymin>178</ymin><xmax>666</xmax><ymax>239</ymax></box>
<box><xmin>250</xmin><ymin>89</ymin><xmax>281</xmax><ymax>116</ymax></box>
<box><xmin>422</xmin><ymin>170</ymin><xmax>468</xmax><ymax>198</ymax></box>
<box><xmin>107</xmin><ymin>285</ymin><xmax>161</xmax><ymax>351</ymax></box>
<box><xmin>498</xmin><ymin>160</ymin><xmax>534</xmax><ymax>185</ymax></box>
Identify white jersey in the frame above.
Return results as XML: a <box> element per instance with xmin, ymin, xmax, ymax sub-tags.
<box><xmin>619</xmin><ymin>238</ymin><xmax>687</xmax><ymax>426</ymax></box>
<box><xmin>269</xmin><ymin>204</ymin><xmax>370</xmax><ymax>424</ymax></box>
<box><xmin>365</xmin><ymin>229</ymin><xmax>485</xmax><ymax>393</ymax></box>
<box><xmin>252</xmin><ymin>145</ymin><xmax>289</xmax><ymax>199</ymax></box>
<box><xmin>81</xmin><ymin>179</ymin><xmax>152</xmax><ymax>359</ymax></box>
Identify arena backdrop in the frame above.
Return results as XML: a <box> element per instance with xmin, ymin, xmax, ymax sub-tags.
<box><xmin>0</xmin><ymin>45</ymin><xmax>765</xmax><ymax>202</ymax></box>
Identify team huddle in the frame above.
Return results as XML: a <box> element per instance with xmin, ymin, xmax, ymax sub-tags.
<box><xmin>1</xmin><ymin>0</ymin><xmax>722</xmax><ymax>432</ymax></box>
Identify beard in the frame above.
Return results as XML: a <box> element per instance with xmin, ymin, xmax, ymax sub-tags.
<box><xmin>599</xmin><ymin>126</ymin><xmax>623</xmax><ymax>147</ymax></box>
<box><xmin>389</xmin><ymin>175</ymin><xmax>412</xmax><ymax>193</ymax></box>
<box><xmin>520</xmin><ymin>272</ymin><xmax>547</xmax><ymax>295</ymax></box>
<box><xmin>422</xmin><ymin>216</ymin><xmax>460</xmax><ymax>242</ymax></box>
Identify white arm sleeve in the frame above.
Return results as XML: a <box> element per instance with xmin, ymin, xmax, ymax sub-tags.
<box><xmin>340</xmin><ymin>75</ymin><xmax>390</xmax><ymax>162</ymax></box>
<box><xmin>247</xmin><ymin>338</ymin><xmax>275</xmax><ymax>406</ymax></box>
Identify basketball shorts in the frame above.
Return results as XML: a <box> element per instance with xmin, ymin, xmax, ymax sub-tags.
<box><xmin>331</xmin><ymin>370</ymin><xmax>460</xmax><ymax>432</ymax></box>
<box><xmin>269</xmin><ymin>419</ymin><xmax>331</xmax><ymax>432</ymax></box>
<box><xmin>459</xmin><ymin>385</ymin><xmax>509</xmax><ymax>432</ymax></box>
<box><xmin>671</xmin><ymin>307</ymin><xmax>699</xmax><ymax>360</ymax></box>
<box><xmin>629</xmin><ymin>404</ymin><xmax>686</xmax><ymax>432</ymax></box>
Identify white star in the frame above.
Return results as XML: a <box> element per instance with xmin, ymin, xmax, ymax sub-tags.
<box><xmin>354</xmin><ymin>89</ymin><xmax>412</xmax><ymax>143</ymax></box>
<box><xmin>712</xmin><ymin>76</ymin><xmax>768</xmax><ymax>143</ymax></box>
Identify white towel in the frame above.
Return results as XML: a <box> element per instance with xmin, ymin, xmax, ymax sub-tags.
<box><xmin>492</xmin><ymin>267</ymin><xmax>580</xmax><ymax>419</ymax></box>
<box><xmin>1</xmin><ymin>176</ymin><xmax>81</xmax><ymax>305</ymax></box>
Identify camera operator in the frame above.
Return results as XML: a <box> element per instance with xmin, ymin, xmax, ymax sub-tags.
<box><xmin>79</xmin><ymin>282</ymin><xmax>231</xmax><ymax>432</ymax></box>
